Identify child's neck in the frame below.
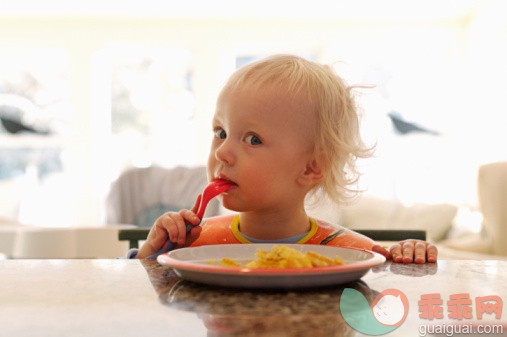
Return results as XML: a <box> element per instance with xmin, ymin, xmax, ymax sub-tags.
<box><xmin>238</xmin><ymin>207</ymin><xmax>311</xmax><ymax>240</ymax></box>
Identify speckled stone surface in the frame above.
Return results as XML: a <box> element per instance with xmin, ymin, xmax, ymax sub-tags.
<box><xmin>1</xmin><ymin>259</ymin><xmax>505</xmax><ymax>336</ymax></box>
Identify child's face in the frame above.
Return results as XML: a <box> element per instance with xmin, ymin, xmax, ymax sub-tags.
<box><xmin>207</xmin><ymin>83</ymin><xmax>316</xmax><ymax>213</ymax></box>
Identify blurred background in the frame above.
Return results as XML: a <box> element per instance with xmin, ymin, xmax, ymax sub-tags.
<box><xmin>0</xmin><ymin>0</ymin><xmax>505</xmax><ymax>228</ymax></box>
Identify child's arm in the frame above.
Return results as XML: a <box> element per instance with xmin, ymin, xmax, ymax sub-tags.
<box><xmin>372</xmin><ymin>240</ymin><xmax>438</xmax><ymax>264</ymax></box>
<box><xmin>136</xmin><ymin>198</ymin><xmax>202</xmax><ymax>259</ymax></box>
<box><xmin>318</xmin><ymin>224</ymin><xmax>438</xmax><ymax>264</ymax></box>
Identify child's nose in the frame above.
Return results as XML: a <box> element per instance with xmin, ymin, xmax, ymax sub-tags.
<box><xmin>215</xmin><ymin>139</ymin><xmax>235</xmax><ymax>165</ymax></box>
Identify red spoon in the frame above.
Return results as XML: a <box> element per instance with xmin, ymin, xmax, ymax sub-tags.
<box><xmin>148</xmin><ymin>179</ymin><xmax>233</xmax><ymax>260</ymax></box>
<box><xmin>195</xmin><ymin>179</ymin><xmax>233</xmax><ymax>219</ymax></box>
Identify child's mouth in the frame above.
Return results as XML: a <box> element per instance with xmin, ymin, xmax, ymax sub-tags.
<box><xmin>213</xmin><ymin>176</ymin><xmax>238</xmax><ymax>191</ymax></box>
<box><xmin>214</xmin><ymin>177</ymin><xmax>236</xmax><ymax>185</ymax></box>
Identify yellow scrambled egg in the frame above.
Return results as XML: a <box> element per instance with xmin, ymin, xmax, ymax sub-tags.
<box><xmin>208</xmin><ymin>245</ymin><xmax>345</xmax><ymax>268</ymax></box>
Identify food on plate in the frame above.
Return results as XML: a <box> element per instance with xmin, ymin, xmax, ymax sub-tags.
<box><xmin>208</xmin><ymin>245</ymin><xmax>345</xmax><ymax>268</ymax></box>
<box><xmin>208</xmin><ymin>258</ymin><xmax>242</xmax><ymax>268</ymax></box>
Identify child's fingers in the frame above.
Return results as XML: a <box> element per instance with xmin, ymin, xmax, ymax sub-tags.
<box><xmin>138</xmin><ymin>225</ymin><xmax>165</xmax><ymax>258</ymax></box>
<box><xmin>426</xmin><ymin>243</ymin><xmax>438</xmax><ymax>263</ymax></box>
<box><xmin>166</xmin><ymin>213</ymin><xmax>187</xmax><ymax>245</ymax></box>
<box><xmin>137</xmin><ymin>210</ymin><xmax>198</xmax><ymax>259</ymax></box>
<box><xmin>414</xmin><ymin>240</ymin><xmax>427</xmax><ymax>264</ymax></box>
<box><xmin>401</xmin><ymin>241</ymin><xmax>415</xmax><ymax>263</ymax></box>
<box><xmin>180</xmin><ymin>209</ymin><xmax>201</xmax><ymax>225</ymax></box>
<box><xmin>137</xmin><ymin>214</ymin><xmax>172</xmax><ymax>259</ymax></box>
<box><xmin>151</xmin><ymin>213</ymin><xmax>174</xmax><ymax>246</ymax></box>
<box><xmin>172</xmin><ymin>209</ymin><xmax>200</xmax><ymax>245</ymax></box>
<box><xmin>152</xmin><ymin>219</ymin><xmax>169</xmax><ymax>245</ymax></box>
<box><xmin>390</xmin><ymin>240</ymin><xmax>438</xmax><ymax>264</ymax></box>
<box><xmin>389</xmin><ymin>243</ymin><xmax>403</xmax><ymax>263</ymax></box>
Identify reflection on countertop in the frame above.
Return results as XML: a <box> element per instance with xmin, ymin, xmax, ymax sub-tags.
<box><xmin>371</xmin><ymin>260</ymin><xmax>438</xmax><ymax>276</ymax></box>
<box><xmin>141</xmin><ymin>259</ymin><xmax>379</xmax><ymax>337</ymax></box>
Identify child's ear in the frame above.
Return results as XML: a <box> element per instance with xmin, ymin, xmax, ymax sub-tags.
<box><xmin>298</xmin><ymin>154</ymin><xmax>326</xmax><ymax>187</ymax></box>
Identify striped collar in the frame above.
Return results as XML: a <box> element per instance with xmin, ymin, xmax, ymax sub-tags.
<box><xmin>230</xmin><ymin>215</ymin><xmax>318</xmax><ymax>244</ymax></box>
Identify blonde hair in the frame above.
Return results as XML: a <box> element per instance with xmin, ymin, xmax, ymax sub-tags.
<box><xmin>221</xmin><ymin>54</ymin><xmax>373</xmax><ymax>204</ymax></box>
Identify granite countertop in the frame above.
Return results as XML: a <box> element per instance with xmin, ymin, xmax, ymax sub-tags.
<box><xmin>1</xmin><ymin>259</ymin><xmax>506</xmax><ymax>336</ymax></box>
<box><xmin>145</xmin><ymin>260</ymin><xmax>371</xmax><ymax>336</ymax></box>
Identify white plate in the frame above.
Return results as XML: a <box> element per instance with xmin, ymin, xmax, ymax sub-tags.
<box><xmin>157</xmin><ymin>244</ymin><xmax>385</xmax><ymax>289</ymax></box>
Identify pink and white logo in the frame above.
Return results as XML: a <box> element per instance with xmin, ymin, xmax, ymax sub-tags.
<box><xmin>371</xmin><ymin>288</ymin><xmax>409</xmax><ymax>327</ymax></box>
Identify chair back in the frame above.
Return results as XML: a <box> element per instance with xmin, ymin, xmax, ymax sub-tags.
<box><xmin>106</xmin><ymin>166</ymin><xmax>219</xmax><ymax>228</ymax></box>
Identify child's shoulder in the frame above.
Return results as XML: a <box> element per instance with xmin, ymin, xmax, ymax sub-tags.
<box><xmin>310</xmin><ymin>217</ymin><xmax>375</xmax><ymax>249</ymax></box>
<box><xmin>305</xmin><ymin>217</ymin><xmax>347</xmax><ymax>244</ymax></box>
<box><xmin>312</xmin><ymin>217</ymin><xmax>347</xmax><ymax>231</ymax></box>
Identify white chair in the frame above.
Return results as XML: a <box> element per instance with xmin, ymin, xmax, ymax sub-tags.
<box><xmin>478</xmin><ymin>161</ymin><xmax>507</xmax><ymax>256</ymax></box>
<box><xmin>106</xmin><ymin>165</ymin><xmax>220</xmax><ymax>228</ymax></box>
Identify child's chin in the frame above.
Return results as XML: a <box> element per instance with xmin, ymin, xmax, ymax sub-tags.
<box><xmin>221</xmin><ymin>198</ymin><xmax>246</xmax><ymax>212</ymax></box>
<box><xmin>222</xmin><ymin>203</ymin><xmax>243</xmax><ymax>212</ymax></box>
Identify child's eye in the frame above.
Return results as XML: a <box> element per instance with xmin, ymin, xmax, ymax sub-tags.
<box><xmin>245</xmin><ymin>134</ymin><xmax>262</xmax><ymax>145</ymax></box>
<box><xmin>214</xmin><ymin>128</ymin><xmax>227</xmax><ymax>139</ymax></box>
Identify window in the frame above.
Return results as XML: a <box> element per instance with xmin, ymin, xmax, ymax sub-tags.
<box><xmin>0</xmin><ymin>47</ymin><xmax>72</xmax><ymax>226</ymax></box>
<box><xmin>106</xmin><ymin>47</ymin><xmax>197</xmax><ymax>178</ymax></box>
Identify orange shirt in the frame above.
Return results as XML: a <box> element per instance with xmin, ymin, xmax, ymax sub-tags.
<box><xmin>190</xmin><ymin>214</ymin><xmax>375</xmax><ymax>250</ymax></box>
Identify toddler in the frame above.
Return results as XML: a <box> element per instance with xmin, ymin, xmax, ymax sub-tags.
<box><xmin>136</xmin><ymin>55</ymin><xmax>437</xmax><ymax>263</ymax></box>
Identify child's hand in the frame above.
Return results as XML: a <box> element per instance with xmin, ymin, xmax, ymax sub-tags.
<box><xmin>372</xmin><ymin>240</ymin><xmax>438</xmax><ymax>264</ymax></box>
<box><xmin>389</xmin><ymin>239</ymin><xmax>438</xmax><ymax>263</ymax></box>
<box><xmin>136</xmin><ymin>196</ymin><xmax>202</xmax><ymax>259</ymax></box>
